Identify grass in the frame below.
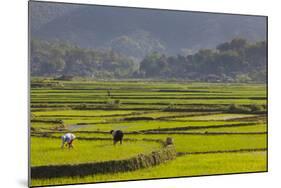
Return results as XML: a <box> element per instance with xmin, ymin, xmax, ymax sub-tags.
<box><xmin>164</xmin><ymin>134</ymin><xmax>266</xmax><ymax>153</ymax></box>
<box><xmin>49</xmin><ymin>133</ymin><xmax>267</xmax><ymax>153</ymax></box>
<box><xmin>30</xmin><ymin>122</ymin><xmax>58</xmax><ymax>129</ymax></box>
<box><xmin>31</xmin><ymin>151</ymin><xmax>267</xmax><ymax>186</ymax></box>
<box><xmin>31</xmin><ymin>98</ymin><xmax>266</xmax><ymax>105</ymax></box>
<box><xmin>172</xmin><ymin>113</ymin><xmax>259</xmax><ymax>121</ymax></box>
<box><xmin>33</xmin><ymin>110</ymin><xmax>137</xmax><ymax>117</ymax></box>
<box><xmin>183</xmin><ymin>123</ymin><xmax>267</xmax><ymax>133</ymax></box>
<box><xmin>31</xmin><ymin>137</ymin><xmax>162</xmax><ymax>166</ymax></box>
<box><xmin>75</xmin><ymin>120</ymin><xmax>248</xmax><ymax>132</ymax></box>
<box><xmin>30</xmin><ymin>79</ymin><xmax>268</xmax><ymax>186</ymax></box>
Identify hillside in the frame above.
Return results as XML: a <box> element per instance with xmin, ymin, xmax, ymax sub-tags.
<box><xmin>29</xmin><ymin>2</ymin><xmax>78</xmax><ymax>33</ymax></box>
<box><xmin>30</xmin><ymin>1</ymin><xmax>266</xmax><ymax>58</ymax></box>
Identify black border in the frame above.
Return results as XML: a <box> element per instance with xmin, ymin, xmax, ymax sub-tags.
<box><xmin>28</xmin><ymin>1</ymin><xmax>31</xmax><ymax>187</ymax></box>
<box><xmin>28</xmin><ymin>0</ymin><xmax>269</xmax><ymax>187</ymax></box>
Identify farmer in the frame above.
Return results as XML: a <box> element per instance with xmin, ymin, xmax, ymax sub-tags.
<box><xmin>110</xmin><ymin>130</ymin><xmax>124</xmax><ymax>145</ymax></box>
<box><xmin>61</xmin><ymin>133</ymin><xmax>76</xmax><ymax>149</ymax></box>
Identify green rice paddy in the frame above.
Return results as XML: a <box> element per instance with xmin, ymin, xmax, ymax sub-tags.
<box><xmin>30</xmin><ymin>79</ymin><xmax>267</xmax><ymax>186</ymax></box>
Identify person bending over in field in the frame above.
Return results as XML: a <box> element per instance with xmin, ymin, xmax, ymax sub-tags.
<box><xmin>61</xmin><ymin>133</ymin><xmax>76</xmax><ymax>149</ymax></box>
<box><xmin>110</xmin><ymin>130</ymin><xmax>124</xmax><ymax>145</ymax></box>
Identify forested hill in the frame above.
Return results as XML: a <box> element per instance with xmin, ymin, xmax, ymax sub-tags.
<box><xmin>30</xmin><ymin>1</ymin><xmax>266</xmax><ymax>58</ymax></box>
<box><xmin>30</xmin><ymin>38</ymin><xmax>267</xmax><ymax>83</ymax></box>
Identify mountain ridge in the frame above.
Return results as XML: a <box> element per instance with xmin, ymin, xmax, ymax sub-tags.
<box><xmin>30</xmin><ymin>2</ymin><xmax>266</xmax><ymax>58</ymax></box>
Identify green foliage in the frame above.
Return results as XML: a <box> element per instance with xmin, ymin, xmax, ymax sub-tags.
<box><xmin>139</xmin><ymin>52</ymin><xmax>166</xmax><ymax>77</ymax></box>
<box><xmin>110</xmin><ymin>31</ymin><xmax>165</xmax><ymax>58</ymax></box>
<box><xmin>228</xmin><ymin>104</ymin><xmax>250</xmax><ymax>113</ymax></box>
<box><xmin>227</xmin><ymin>104</ymin><xmax>265</xmax><ymax>113</ymax></box>
<box><xmin>31</xmin><ymin>39</ymin><xmax>137</xmax><ymax>78</ymax></box>
<box><xmin>31</xmin><ymin>38</ymin><xmax>266</xmax><ymax>83</ymax></box>
<box><xmin>139</xmin><ymin>38</ymin><xmax>266</xmax><ymax>82</ymax></box>
<box><xmin>72</xmin><ymin>104</ymin><xmax>93</xmax><ymax>110</ymax></box>
<box><xmin>104</xmin><ymin>99</ymin><xmax>122</xmax><ymax>109</ymax></box>
<box><xmin>165</xmin><ymin>103</ymin><xmax>178</xmax><ymax>111</ymax></box>
<box><xmin>248</xmin><ymin>104</ymin><xmax>265</xmax><ymax>113</ymax></box>
<box><xmin>54</xmin><ymin>75</ymin><xmax>74</xmax><ymax>81</ymax></box>
<box><xmin>235</xmin><ymin>74</ymin><xmax>251</xmax><ymax>83</ymax></box>
<box><xmin>217</xmin><ymin>38</ymin><xmax>247</xmax><ymax>52</ymax></box>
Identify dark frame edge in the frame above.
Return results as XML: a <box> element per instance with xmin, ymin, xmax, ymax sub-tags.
<box><xmin>28</xmin><ymin>0</ymin><xmax>31</xmax><ymax>187</ymax></box>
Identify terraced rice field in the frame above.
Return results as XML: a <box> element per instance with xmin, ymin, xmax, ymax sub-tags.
<box><xmin>31</xmin><ymin>137</ymin><xmax>162</xmax><ymax>166</ymax></box>
<box><xmin>30</xmin><ymin>79</ymin><xmax>267</xmax><ymax>186</ymax></box>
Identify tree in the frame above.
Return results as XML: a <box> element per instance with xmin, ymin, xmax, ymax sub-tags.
<box><xmin>217</xmin><ymin>38</ymin><xmax>247</xmax><ymax>52</ymax></box>
<box><xmin>230</xmin><ymin>38</ymin><xmax>247</xmax><ymax>51</ymax></box>
<box><xmin>139</xmin><ymin>52</ymin><xmax>163</xmax><ymax>77</ymax></box>
<box><xmin>30</xmin><ymin>39</ymin><xmax>137</xmax><ymax>78</ymax></box>
<box><xmin>30</xmin><ymin>38</ymin><xmax>266</xmax><ymax>82</ymax></box>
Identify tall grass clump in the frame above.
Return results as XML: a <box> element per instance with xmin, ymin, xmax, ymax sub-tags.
<box><xmin>227</xmin><ymin>104</ymin><xmax>266</xmax><ymax>113</ymax></box>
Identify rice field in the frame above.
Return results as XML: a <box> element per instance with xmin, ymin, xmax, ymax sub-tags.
<box><xmin>32</xmin><ymin>151</ymin><xmax>266</xmax><ymax>186</ymax></box>
<box><xmin>31</xmin><ymin>137</ymin><xmax>162</xmax><ymax>166</ymax></box>
<box><xmin>30</xmin><ymin>79</ymin><xmax>267</xmax><ymax>186</ymax></box>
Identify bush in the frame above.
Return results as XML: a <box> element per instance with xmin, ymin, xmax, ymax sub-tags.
<box><xmin>54</xmin><ymin>75</ymin><xmax>74</xmax><ymax>81</ymax></box>
<box><xmin>105</xmin><ymin>99</ymin><xmax>121</xmax><ymax>109</ymax></box>
<box><xmin>227</xmin><ymin>104</ymin><xmax>251</xmax><ymax>113</ymax></box>
<box><xmin>31</xmin><ymin>81</ymin><xmax>63</xmax><ymax>88</ymax></box>
<box><xmin>72</xmin><ymin>103</ymin><xmax>95</xmax><ymax>110</ymax></box>
<box><xmin>114</xmin><ymin>99</ymin><xmax>121</xmax><ymax>105</ymax></box>
<box><xmin>248</xmin><ymin>104</ymin><xmax>265</xmax><ymax>113</ymax></box>
<box><xmin>227</xmin><ymin>104</ymin><xmax>266</xmax><ymax>113</ymax></box>
<box><xmin>165</xmin><ymin>103</ymin><xmax>177</xmax><ymax>111</ymax></box>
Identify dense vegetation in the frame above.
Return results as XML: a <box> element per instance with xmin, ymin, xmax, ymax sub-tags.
<box><xmin>30</xmin><ymin>39</ymin><xmax>138</xmax><ymax>78</ymax></box>
<box><xmin>30</xmin><ymin>80</ymin><xmax>267</xmax><ymax>186</ymax></box>
<box><xmin>139</xmin><ymin>38</ymin><xmax>266</xmax><ymax>82</ymax></box>
<box><xmin>31</xmin><ymin>38</ymin><xmax>266</xmax><ymax>82</ymax></box>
